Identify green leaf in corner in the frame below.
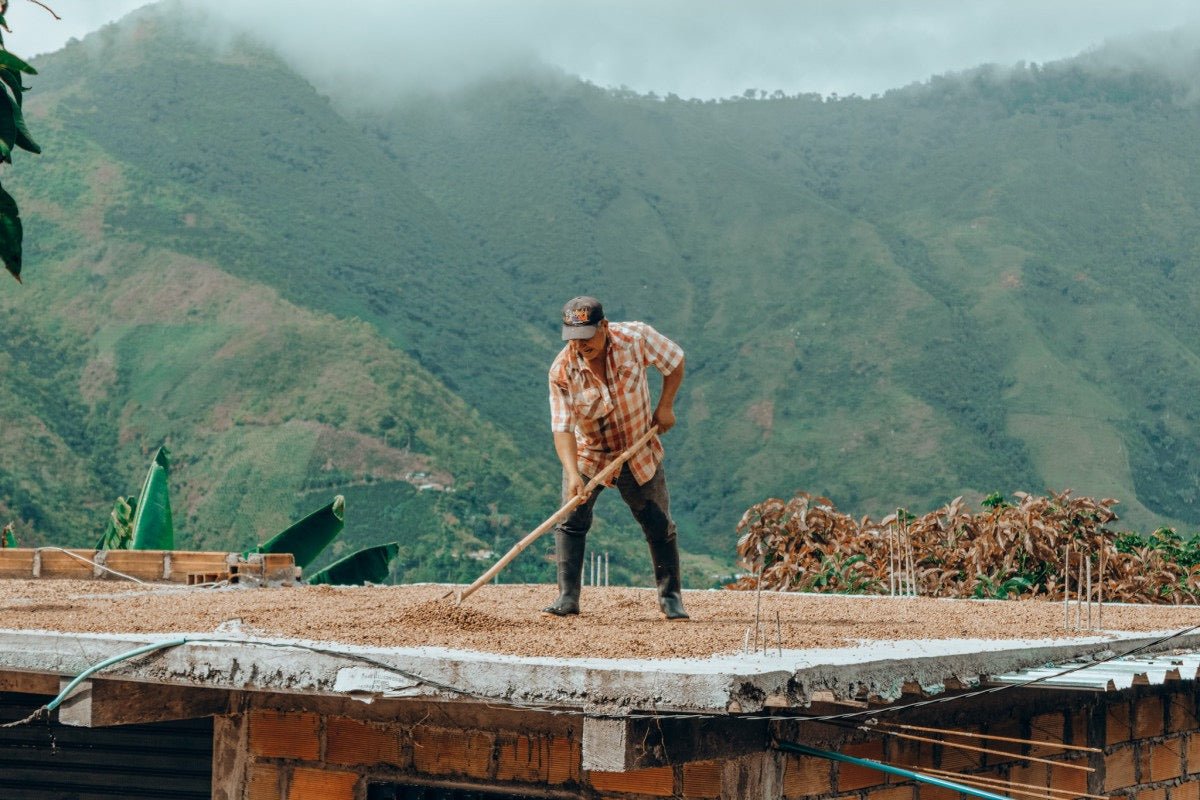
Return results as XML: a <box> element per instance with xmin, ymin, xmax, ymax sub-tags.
<box><xmin>0</xmin><ymin>99</ymin><xmax>13</xmax><ymax>162</ymax></box>
<box><xmin>0</xmin><ymin>51</ymin><xmax>36</xmax><ymax>75</ymax></box>
<box><xmin>0</xmin><ymin>73</ymin><xmax>35</xmax><ymax>154</ymax></box>
<box><xmin>0</xmin><ymin>182</ymin><xmax>21</xmax><ymax>281</ymax></box>
<box><xmin>0</xmin><ymin>67</ymin><xmax>22</xmax><ymax>106</ymax></box>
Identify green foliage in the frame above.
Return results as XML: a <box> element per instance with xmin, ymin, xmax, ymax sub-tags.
<box><xmin>1115</xmin><ymin>526</ymin><xmax>1200</xmax><ymax>569</ymax></box>
<box><xmin>255</xmin><ymin>495</ymin><xmax>344</xmax><ymax>569</ymax></box>
<box><xmin>982</xmin><ymin>492</ymin><xmax>1009</xmax><ymax>510</ymax></box>
<box><xmin>972</xmin><ymin>574</ymin><xmax>1033</xmax><ymax>600</ymax></box>
<box><xmin>0</xmin><ymin>11</ymin><xmax>40</xmax><ymax>280</ymax></box>
<box><xmin>130</xmin><ymin>446</ymin><xmax>174</xmax><ymax>550</ymax></box>
<box><xmin>10</xmin><ymin>12</ymin><xmax>1200</xmax><ymax>582</ymax></box>
<box><xmin>95</xmin><ymin>496</ymin><xmax>135</xmax><ymax>550</ymax></box>
<box><xmin>804</xmin><ymin>552</ymin><xmax>879</xmax><ymax>594</ymax></box>
<box><xmin>307</xmin><ymin>541</ymin><xmax>399</xmax><ymax>586</ymax></box>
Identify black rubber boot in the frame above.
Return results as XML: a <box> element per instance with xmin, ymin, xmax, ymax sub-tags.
<box><xmin>542</xmin><ymin>530</ymin><xmax>586</xmax><ymax>616</ymax></box>
<box><xmin>647</xmin><ymin>535</ymin><xmax>689</xmax><ymax>620</ymax></box>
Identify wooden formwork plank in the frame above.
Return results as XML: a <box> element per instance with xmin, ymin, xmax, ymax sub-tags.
<box><xmin>0</xmin><ymin>669</ymin><xmax>59</xmax><ymax>695</ymax></box>
<box><xmin>102</xmin><ymin>551</ymin><xmax>170</xmax><ymax>581</ymax></box>
<box><xmin>0</xmin><ymin>549</ymin><xmax>35</xmax><ymax>578</ymax></box>
<box><xmin>38</xmin><ymin>549</ymin><xmax>98</xmax><ymax>578</ymax></box>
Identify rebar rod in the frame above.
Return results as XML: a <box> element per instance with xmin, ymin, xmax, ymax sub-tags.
<box><xmin>874</xmin><ymin>722</ymin><xmax>1101</xmax><ymax>753</ymax></box>
<box><xmin>776</xmin><ymin>741</ymin><xmax>1016</xmax><ymax>800</ymax></box>
<box><xmin>919</xmin><ymin>767</ymin><xmax>1109</xmax><ymax>800</ymax></box>
<box><xmin>1086</xmin><ymin>553</ymin><xmax>1092</xmax><ymax>630</ymax></box>
<box><xmin>1063</xmin><ymin>544</ymin><xmax>1070</xmax><ymax>630</ymax></box>
<box><xmin>1076</xmin><ymin>553</ymin><xmax>1084</xmax><ymax>631</ymax></box>
<box><xmin>875</xmin><ymin>730</ymin><xmax>1093</xmax><ymax>773</ymax></box>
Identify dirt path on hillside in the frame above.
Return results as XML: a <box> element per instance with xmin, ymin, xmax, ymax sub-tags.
<box><xmin>2</xmin><ymin>581</ymin><xmax>1197</xmax><ymax>660</ymax></box>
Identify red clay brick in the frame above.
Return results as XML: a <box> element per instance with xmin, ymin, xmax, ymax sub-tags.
<box><xmin>1138</xmin><ymin>788</ymin><xmax>1168</xmax><ymax>800</ymax></box>
<box><xmin>682</xmin><ymin>761</ymin><xmax>723</xmax><ymax>799</ymax></box>
<box><xmin>1109</xmin><ymin>703</ymin><xmax>1135</xmax><ymax>746</ymax></box>
<box><xmin>983</xmin><ymin>721</ymin><xmax>1024</xmax><ymax>767</ymax></box>
<box><xmin>893</xmin><ymin>739</ymin><xmax>933</xmax><ymax>771</ymax></box>
<box><xmin>547</xmin><ymin>736</ymin><xmax>579</xmax><ymax>785</ymax></box>
<box><xmin>1030</xmin><ymin>712</ymin><xmax>1067</xmax><ymax>758</ymax></box>
<box><xmin>1009</xmin><ymin>762</ymin><xmax>1049</xmax><ymax>790</ymax></box>
<box><xmin>1170</xmin><ymin>695</ymin><xmax>1199</xmax><ymax>735</ymax></box>
<box><xmin>939</xmin><ymin>744</ymin><xmax>982</xmax><ymax>772</ymax></box>
<box><xmin>866</xmin><ymin>785</ymin><xmax>915</xmax><ymax>800</ymax></box>
<box><xmin>325</xmin><ymin>717</ymin><xmax>405</xmax><ymax>767</ymax></box>
<box><xmin>246</xmin><ymin>763</ymin><xmax>280</xmax><ymax>800</ymax></box>
<box><xmin>783</xmin><ymin>754</ymin><xmax>834</xmax><ymax>799</ymax></box>
<box><xmin>588</xmin><ymin>766</ymin><xmax>675</xmax><ymax>796</ymax></box>
<box><xmin>249</xmin><ymin>711</ymin><xmax>320</xmax><ymax>761</ymax></box>
<box><xmin>1171</xmin><ymin>781</ymin><xmax>1200</xmax><ymax>800</ymax></box>
<box><xmin>1138</xmin><ymin>697</ymin><xmax>1168</xmax><ymax>740</ymax></box>
<box><xmin>496</xmin><ymin>735</ymin><xmax>549</xmax><ymax>783</ymax></box>
<box><xmin>1189</xmin><ymin>734</ymin><xmax>1200</xmax><ymax>775</ymax></box>
<box><xmin>1070</xmin><ymin>708</ymin><xmax>1090</xmax><ymax>750</ymax></box>
<box><xmin>1049</xmin><ymin>761</ymin><xmax>1089</xmax><ymax>796</ymax></box>
<box><xmin>839</xmin><ymin>741</ymin><xmax>889</xmax><ymax>792</ymax></box>
<box><xmin>288</xmin><ymin>767</ymin><xmax>358</xmax><ymax>800</ymax></box>
<box><xmin>412</xmin><ymin>727</ymin><xmax>494</xmax><ymax>779</ymax></box>
<box><xmin>918</xmin><ymin>785</ymin><xmax>961</xmax><ymax>800</ymax></box>
<box><xmin>1107</xmin><ymin>747</ymin><xmax>1138</xmax><ymax>792</ymax></box>
<box><xmin>1151</xmin><ymin>741</ymin><xmax>1185</xmax><ymax>782</ymax></box>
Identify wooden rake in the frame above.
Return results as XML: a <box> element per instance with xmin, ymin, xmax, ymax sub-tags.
<box><xmin>447</xmin><ymin>426</ymin><xmax>659</xmax><ymax>605</ymax></box>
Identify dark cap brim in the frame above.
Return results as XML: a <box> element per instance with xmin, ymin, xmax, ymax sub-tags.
<box><xmin>562</xmin><ymin>324</ymin><xmax>598</xmax><ymax>341</ymax></box>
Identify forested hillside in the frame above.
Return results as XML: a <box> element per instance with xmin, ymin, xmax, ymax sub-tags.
<box><xmin>4</xmin><ymin>5</ymin><xmax>1200</xmax><ymax>583</ymax></box>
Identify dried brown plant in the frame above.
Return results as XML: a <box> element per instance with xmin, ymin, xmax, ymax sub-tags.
<box><xmin>733</xmin><ymin>491</ymin><xmax>1200</xmax><ymax>603</ymax></box>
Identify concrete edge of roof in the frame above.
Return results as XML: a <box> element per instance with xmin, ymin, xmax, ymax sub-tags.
<box><xmin>2</xmin><ymin>627</ymin><xmax>1199</xmax><ymax>715</ymax></box>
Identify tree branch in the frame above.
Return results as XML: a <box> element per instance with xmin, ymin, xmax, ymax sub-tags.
<box><xmin>24</xmin><ymin>0</ymin><xmax>60</xmax><ymax>20</ymax></box>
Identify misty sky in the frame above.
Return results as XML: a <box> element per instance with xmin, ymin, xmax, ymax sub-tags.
<box><xmin>7</xmin><ymin>0</ymin><xmax>1200</xmax><ymax>98</ymax></box>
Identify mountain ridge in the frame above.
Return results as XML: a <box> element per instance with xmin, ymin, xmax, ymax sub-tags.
<box><xmin>5</xmin><ymin>6</ymin><xmax>1200</xmax><ymax>583</ymax></box>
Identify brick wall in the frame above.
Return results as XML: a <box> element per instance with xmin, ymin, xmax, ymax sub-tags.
<box><xmin>224</xmin><ymin>710</ymin><xmax>581</xmax><ymax>799</ymax></box>
<box><xmin>218</xmin><ymin>683</ymin><xmax>1200</xmax><ymax>800</ymax></box>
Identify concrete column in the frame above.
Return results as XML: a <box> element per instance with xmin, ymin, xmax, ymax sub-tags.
<box><xmin>212</xmin><ymin>714</ymin><xmax>251</xmax><ymax>800</ymax></box>
<box><xmin>721</xmin><ymin>750</ymin><xmax>781</xmax><ymax>800</ymax></box>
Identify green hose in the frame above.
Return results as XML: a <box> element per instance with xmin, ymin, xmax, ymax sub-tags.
<box><xmin>47</xmin><ymin>637</ymin><xmax>189</xmax><ymax>712</ymax></box>
<box><xmin>777</xmin><ymin>741</ymin><xmax>1015</xmax><ymax>800</ymax></box>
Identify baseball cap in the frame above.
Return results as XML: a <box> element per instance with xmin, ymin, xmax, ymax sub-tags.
<box><xmin>561</xmin><ymin>296</ymin><xmax>604</xmax><ymax>340</ymax></box>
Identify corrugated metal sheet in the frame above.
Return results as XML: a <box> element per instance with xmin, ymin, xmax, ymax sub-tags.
<box><xmin>986</xmin><ymin>652</ymin><xmax>1200</xmax><ymax>691</ymax></box>
<box><xmin>0</xmin><ymin>691</ymin><xmax>212</xmax><ymax>799</ymax></box>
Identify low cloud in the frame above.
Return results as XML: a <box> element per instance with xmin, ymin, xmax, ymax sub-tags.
<box><xmin>18</xmin><ymin>0</ymin><xmax>1200</xmax><ymax>102</ymax></box>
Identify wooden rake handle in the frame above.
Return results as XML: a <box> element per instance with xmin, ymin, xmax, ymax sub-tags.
<box><xmin>451</xmin><ymin>426</ymin><xmax>660</xmax><ymax>605</ymax></box>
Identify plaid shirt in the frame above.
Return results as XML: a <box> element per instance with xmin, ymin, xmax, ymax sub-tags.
<box><xmin>549</xmin><ymin>321</ymin><xmax>685</xmax><ymax>486</ymax></box>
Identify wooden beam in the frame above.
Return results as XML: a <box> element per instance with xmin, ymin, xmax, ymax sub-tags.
<box><xmin>0</xmin><ymin>669</ymin><xmax>59</xmax><ymax>696</ymax></box>
<box><xmin>57</xmin><ymin>678</ymin><xmax>232</xmax><ymax>728</ymax></box>
<box><xmin>582</xmin><ymin>713</ymin><xmax>769</xmax><ymax>772</ymax></box>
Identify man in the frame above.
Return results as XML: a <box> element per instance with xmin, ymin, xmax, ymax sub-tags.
<box><xmin>543</xmin><ymin>296</ymin><xmax>689</xmax><ymax>620</ymax></box>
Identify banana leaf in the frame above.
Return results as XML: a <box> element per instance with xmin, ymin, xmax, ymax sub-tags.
<box><xmin>0</xmin><ymin>182</ymin><xmax>21</xmax><ymax>281</ymax></box>
<box><xmin>95</xmin><ymin>496</ymin><xmax>135</xmax><ymax>551</ymax></box>
<box><xmin>255</xmin><ymin>495</ymin><xmax>344</xmax><ymax>569</ymax></box>
<box><xmin>131</xmin><ymin>447</ymin><xmax>174</xmax><ymax>550</ymax></box>
<box><xmin>306</xmin><ymin>542</ymin><xmax>398</xmax><ymax>586</ymax></box>
<box><xmin>1</xmin><ymin>525</ymin><xmax>15</xmax><ymax>548</ymax></box>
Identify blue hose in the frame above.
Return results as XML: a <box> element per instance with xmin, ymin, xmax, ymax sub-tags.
<box><xmin>46</xmin><ymin>637</ymin><xmax>189</xmax><ymax>712</ymax></box>
<box><xmin>777</xmin><ymin>740</ymin><xmax>1016</xmax><ymax>800</ymax></box>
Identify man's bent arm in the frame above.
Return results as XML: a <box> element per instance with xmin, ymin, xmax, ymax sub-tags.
<box><xmin>554</xmin><ymin>430</ymin><xmax>586</xmax><ymax>499</ymax></box>
<box><xmin>653</xmin><ymin>356</ymin><xmax>685</xmax><ymax>434</ymax></box>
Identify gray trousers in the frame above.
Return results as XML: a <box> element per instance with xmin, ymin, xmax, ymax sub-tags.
<box><xmin>556</xmin><ymin>464</ymin><xmax>677</xmax><ymax>546</ymax></box>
